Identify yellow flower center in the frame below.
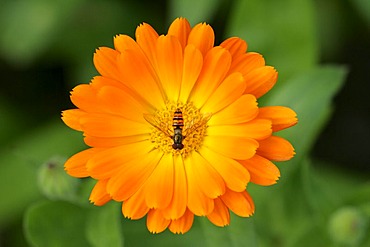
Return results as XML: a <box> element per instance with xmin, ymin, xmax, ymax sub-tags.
<box><xmin>148</xmin><ymin>101</ymin><xmax>209</xmax><ymax>157</ymax></box>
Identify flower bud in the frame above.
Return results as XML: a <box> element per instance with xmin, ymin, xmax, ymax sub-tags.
<box><xmin>328</xmin><ymin>206</ymin><xmax>368</xmax><ymax>246</ymax></box>
<box><xmin>38</xmin><ymin>156</ymin><xmax>79</xmax><ymax>201</ymax></box>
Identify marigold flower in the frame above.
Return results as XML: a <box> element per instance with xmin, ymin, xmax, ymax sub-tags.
<box><xmin>62</xmin><ymin>17</ymin><xmax>297</xmax><ymax>234</ymax></box>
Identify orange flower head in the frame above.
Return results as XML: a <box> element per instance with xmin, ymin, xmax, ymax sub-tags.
<box><xmin>62</xmin><ymin>17</ymin><xmax>297</xmax><ymax>234</ymax></box>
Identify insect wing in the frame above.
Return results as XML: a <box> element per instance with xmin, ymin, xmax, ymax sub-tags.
<box><xmin>183</xmin><ymin>113</ymin><xmax>212</xmax><ymax>137</ymax></box>
<box><xmin>143</xmin><ymin>113</ymin><xmax>172</xmax><ymax>137</ymax></box>
<box><xmin>201</xmin><ymin>112</ymin><xmax>213</xmax><ymax>123</ymax></box>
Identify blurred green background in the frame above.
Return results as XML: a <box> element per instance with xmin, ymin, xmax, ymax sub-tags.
<box><xmin>0</xmin><ymin>0</ymin><xmax>369</xmax><ymax>246</ymax></box>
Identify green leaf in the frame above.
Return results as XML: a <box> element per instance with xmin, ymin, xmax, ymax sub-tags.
<box><xmin>120</xmin><ymin>217</ymin><xmax>205</xmax><ymax>247</ymax></box>
<box><xmin>24</xmin><ymin>200</ymin><xmax>90</xmax><ymax>247</ymax></box>
<box><xmin>243</xmin><ymin>66</ymin><xmax>347</xmax><ymax>246</ymax></box>
<box><xmin>301</xmin><ymin>158</ymin><xmax>370</xmax><ymax>216</ymax></box>
<box><xmin>265</xmin><ymin>65</ymin><xmax>348</xmax><ymax>162</ymax></box>
<box><xmin>200</xmin><ymin>214</ymin><xmax>258</xmax><ymax>247</ymax></box>
<box><xmin>86</xmin><ymin>202</ymin><xmax>124</xmax><ymax>247</ymax></box>
<box><xmin>247</xmin><ymin>170</ymin><xmax>317</xmax><ymax>247</ymax></box>
<box><xmin>119</xmin><ymin>215</ymin><xmax>256</xmax><ymax>247</ymax></box>
<box><xmin>0</xmin><ymin>121</ymin><xmax>85</xmax><ymax>227</ymax></box>
<box><xmin>168</xmin><ymin>0</ymin><xmax>223</xmax><ymax>25</ymax></box>
<box><xmin>226</xmin><ymin>0</ymin><xmax>318</xmax><ymax>82</ymax></box>
<box><xmin>259</xmin><ymin>64</ymin><xmax>348</xmax><ymax>219</ymax></box>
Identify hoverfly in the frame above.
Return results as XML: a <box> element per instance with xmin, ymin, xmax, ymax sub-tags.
<box><xmin>143</xmin><ymin>109</ymin><xmax>212</xmax><ymax>150</ymax></box>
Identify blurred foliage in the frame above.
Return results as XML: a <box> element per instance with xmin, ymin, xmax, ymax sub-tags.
<box><xmin>227</xmin><ymin>0</ymin><xmax>318</xmax><ymax>84</ymax></box>
<box><xmin>0</xmin><ymin>0</ymin><xmax>369</xmax><ymax>246</ymax></box>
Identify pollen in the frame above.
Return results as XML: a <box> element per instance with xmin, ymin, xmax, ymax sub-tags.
<box><xmin>148</xmin><ymin>101</ymin><xmax>209</xmax><ymax>157</ymax></box>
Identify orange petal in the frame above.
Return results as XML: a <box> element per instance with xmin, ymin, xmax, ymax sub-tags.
<box><xmin>221</xmin><ymin>189</ymin><xmax>254</xmax><ymax>217</ymax></box>
<box><xmin>64</xmin><ymin>148</ymin><xmax>98</xmax><ymax>177</ymax></box>
<box><xmin>70</xmin><ymin>84</ymin><xmax>98</xmax><ymax>112</ymax></box>
<box><xmin>168</xmin><ymin>209</ymin><xmax>194</xmax><ymax>234</ymax></box>
<box><xmin>209</xmin><ymin>94</ymin><xmax>258</xmax><ymax>126</ymax></box>
<box><xmin>229</xmin><ymin>52</ymin><xmax>265</xmax><ymax>76</ymax></box>
<box><xmin>199</xmin><ymin>147</ymin><xmax>250</xmax><ymax>192</ymax></box>
<box><xmin>121</xmin><ymin>186</ymin><xmax>149</xmax><ymax>220</ymax></box>
<box><xmin>184</xmin><ymin>156</ymin><xmax>214</xmax><ymax>216</ymax></box>
<box><xmin>257</xmin><ymin>136</ymin><xmax>295</xmax><ymax>161</ymax></box>
<box><xmin>106</xmin><ymin>149</ymin><xmax>161</xmax><ymax>201</ymax></box>
<box><xmin>90</xmin><ymin>75</ymin><xmax>127</xmax><ymax>90</ymax></box>
<box><xmin>80</xmin><ymin>113</ymin><xmax>150</xmax><ymax>138</ymax></box>
<box><xmin>61</xmin><ymin>109</ymin><xmax>86</xmax><ymax>131</ymax></box>
<box><xmin>190</xmin><ymin>47</ymin><xmax>231</xmax><ymax>108</ymax></box>
<box><xmin>89</xmin><ymin>179</ymin><xmax>111</xmax><ymax>206</ymax></box>
<box><xmin>178</xmin><ymin>44</ymin><xmax>203</xmax><ymax>103</ymax></box>
<box><xmin>89</xmin><ymin>76</ymin><xmax>141</xmax><ymax>100</ymax></box>
<box><xmin>239</xmin><ymin>154</ymin><xmax>280</xmax><ymax>186</ymax></box>
<box><xmin>146</xmin><ymin>209</ymin><xmax>170</xmax><ymax>234</ymax></box>
<box><xmin>87</xmin><ymin>141</ymin><xmax>153</xmax><ymax>180</ymax></box>
<box><xmin>201</xmin><ymin>72</ymin><xmax>246</xmax><ymax>114</ymax></box>
<box><xmin>114</xmin><ymin>34</ymin><xmax>138</xmax><ymax>52</ymax></box>
<box><xmin>88</xmin><ymin>76</ymin><xmax>154</xmax><ymax>111</ymax></box>
<box><xmin>118</xmin><ymin>48</ymin><xmax>165</xmax><ymax>109</ymax></box>
<box><xmin>93</xmin><ymin>47</ymin><xmax>121</xmax><ymax>82</ymax></box>
<box><xmin>203</xmin><ymin>135</ymin><xmax>258</xmax><ymax>160</ymax></box>
<box><xmin>144</xmin><ymin>154</ymin><xmax>174</xmax><ymax>209</ymax></box>
<box><xmin>70</xmin><ymin>83</ymin><xmax>102</xmax><ymax>113</ymax></box>
<box><xmin>96</xmin><ymin>86</ymin><xmax>149</xmax><ymax>122</ymax></box>
<box><xmin>161</xmin><ymin>155</ymin><xmax>187</xmax><ymax>220</ymax></box>
<box><xmin>207</xmin><ymin>119</ymin><xmax>272</xmax><ymax>140</ymax></box>
<box><xmin>168</xmin><ymin>17</ymin><xmax>191</xmax><ymax>49</ymax></box>
<box><xmin>155</xmin><ymin>35</ymin><xmax>183</xmax><ymax>101</ymax></box>
<box><xmin>258</xmin><ymin>106</ymin><xmax>298</xmax><ymax>132</ymax></box>
<box><xmin>244</xmin><ymin>66</ymin><xmax>278</xmax><ymax>98</ymax></box>
<box><xmin>71</xmin><ymin>84</ymin><xmax>148</xmax><ymax>123</ymax></box>
<box><xmin>135</xmin><ymin>23</ymin><xmax>159</xmax><ymax>66</ymax></box>
<box><xmin>207</xmin><ymin>198</ymin><xmax>230</xmax><ymax>227</ymax></box>
<box><xmin>190</xmin><ymin>152</ymin><xmax>225</xmax><ymax>199</ymax></box>
<box><xmin>220</xmin><ymin>37</ymin><xmax>247</xmax><ymax>58</ymax></box>
<box><xmin>84</xmin><ymin>135</ymin><xmax>148</xmax><ymax>148</ymax></box>
<box><xmin>187</xmin><ymin>22</ymin><xmax>214</xmax><ymax>56</ymax></box>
